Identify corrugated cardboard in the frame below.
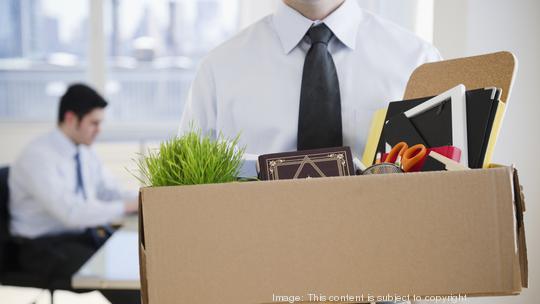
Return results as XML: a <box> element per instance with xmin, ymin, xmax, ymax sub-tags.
<box><xmin>138</xmin><ymin>51</ymin><xmax>526</xmax><ymax>303</ymax></box>
<box><xmin>404</xmin><ymin>51</ymin><xmax>517</xmax><ymax>103</ymax></box>
<box><xmin>139</xmin><ymin>167</ymin><xmax>527</xmax><ymax>303</ymax></box>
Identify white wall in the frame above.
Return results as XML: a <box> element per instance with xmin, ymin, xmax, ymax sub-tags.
<box><xmin>434</xmin><ymin>1</ymin><xmax>540</xmax><ymax>303</ymax></box>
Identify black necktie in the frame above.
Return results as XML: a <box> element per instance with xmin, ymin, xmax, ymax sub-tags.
<box><xmin>297</xmin><ymin>23</ymin><xmax>342</xmax><ymax>150</ymax></box>
<box><xmin>74</xmin><ymin>150</ymin><xmax>87</xmax><ymax>200</ymax></box>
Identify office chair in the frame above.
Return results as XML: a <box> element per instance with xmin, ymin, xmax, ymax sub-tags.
<box><xmin>0</xmin><ymin>166</ymin><xmax>67</xmax><ymax>303</ymax></box>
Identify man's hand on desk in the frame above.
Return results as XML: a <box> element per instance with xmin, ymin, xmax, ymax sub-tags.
<box><xmin>124</xmin><ymin>199</ymin><xmax>139</xmax><ymax>215</ymax></box>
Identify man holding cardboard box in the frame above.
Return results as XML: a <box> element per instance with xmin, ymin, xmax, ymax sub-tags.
<box><xmin>179</xmin><ymin>0</ymin><xmax>441</xmax><ymax>303</ymax></box>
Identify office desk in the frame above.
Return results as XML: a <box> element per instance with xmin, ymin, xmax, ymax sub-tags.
<box><xmin>72</xmin><ymin>217</ymin><xmax>140</xmax><ymax>290</ymax></box>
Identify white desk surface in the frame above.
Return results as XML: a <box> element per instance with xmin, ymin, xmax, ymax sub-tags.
<box><xmin>72</xmin><ymin>216</ymin><xmax>140</xmax><ymax>290</ymax></box>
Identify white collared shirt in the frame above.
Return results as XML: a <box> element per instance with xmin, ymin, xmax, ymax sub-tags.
<box><xmin>9</xmin><ymin>128</ymin><xmax>129</xmax><ymax>238</ymax></box>
<box><xmin>179</xmin><ymin>0</ymin><xmax>441</xmax><ymax>159</ymax></box>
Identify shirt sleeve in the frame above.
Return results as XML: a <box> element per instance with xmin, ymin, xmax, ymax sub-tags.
<box><xmin>178</xmin><ymin>59</ymin><xmax>218</xmax><ymax>139</ymax></box>
<box><xmin>16</xmin><ymin>149</ymin><xmax>125</xmax><ymax>229</ymax></box>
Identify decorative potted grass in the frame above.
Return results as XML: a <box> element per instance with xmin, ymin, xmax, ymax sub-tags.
<box><xmin>135</xmin><ymin>129</ymin><xmax>245</xmax><ymax>187</ymax></box>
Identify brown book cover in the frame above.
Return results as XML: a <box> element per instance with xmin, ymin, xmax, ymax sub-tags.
<box><xmin>257</xmin><ymin>146</ymin><xmax>354</xmax><ymax>181</ymax></box>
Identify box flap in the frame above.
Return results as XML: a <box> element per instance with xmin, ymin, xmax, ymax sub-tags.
<box><xmin>404</xmin><ymin>51</ymin><xmax>517</xmax><ymax>103</ymax></box>
<box><xmin>138</xmin><ymin>190</ymin><xmax>149</xmax><ymax>304</ymax></box>
<box><xmin>512</xmin><ymin>168</ymin><xmax>528</xmax><ymax>287</ymax></box>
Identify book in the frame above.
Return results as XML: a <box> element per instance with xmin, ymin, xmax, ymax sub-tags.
<box><xmin>258</xmin><ymin>147</ymin><xmax>354</xmax><ymax>181</ymax></box>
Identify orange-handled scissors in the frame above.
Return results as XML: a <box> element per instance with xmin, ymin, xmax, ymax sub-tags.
<box><xmin>383</xmin><ymin>142</ymin><xmax>408</xmax><ymax>164</ymax></box>
<box><xmin>383</xmin><ymin>142</ymin><xmax>428</xmax><ymax>172</ymax></box>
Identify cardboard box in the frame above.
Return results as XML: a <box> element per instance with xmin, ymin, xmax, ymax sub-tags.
<box><xmin>139</xmin><ymin>51</ymin><xmax>525</xmax><ymax>303</ymax></box>
<box><xmin>138</xmin><ymin>166</ymin><xmax>527</xmax><ymax>303</ymax></box>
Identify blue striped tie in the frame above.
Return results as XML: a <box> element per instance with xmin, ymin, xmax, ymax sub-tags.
<box><xmin>74</xmin><ymin>150</ymin><xmax>87</xmax><ymax>200</ymax></box>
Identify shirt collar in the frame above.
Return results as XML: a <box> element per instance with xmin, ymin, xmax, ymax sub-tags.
<box><xmin>51</xmin><ymin>128</ymin><xmax>79</xmax><ymax>158</ymax></box>
<box><xmin>272</xmin><ymin>0</ymin><xmax>363</xmax><ymax>54</ymax></box>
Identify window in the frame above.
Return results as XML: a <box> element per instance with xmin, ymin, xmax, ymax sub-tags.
<box><xmin>0</xmin><ymin>0</ymin><xmax>430</xmax><ymax>132</ymax></box>
<box><xmin>103</xmin><ymin>0</ymin><xmax>239</xmax><ymax>124</ymax></box>
<box><xmin>0</xmin><ymin>0</ymin><xmax>240</xmax><ymax>136</ymax></box>
<box><xmin>356</xmin><ymin>0</ymin><xmax>434</xmax><ymax>43</ymax></box>
<box><xmin>0</xmin><ymin>0</ymin><xmax>89</xmax><ymax>121</ymax></box>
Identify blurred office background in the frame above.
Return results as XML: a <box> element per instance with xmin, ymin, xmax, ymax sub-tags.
<box><xmin>0</xmin><ymin>0</ymin><xmax>538</xmax><ymax>303</ymax></box>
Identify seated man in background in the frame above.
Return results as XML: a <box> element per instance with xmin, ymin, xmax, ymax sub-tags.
<box><xmin>9</xmin><ymin>83</ymin><xmax>140</xmax><ymax>304</ymax></box>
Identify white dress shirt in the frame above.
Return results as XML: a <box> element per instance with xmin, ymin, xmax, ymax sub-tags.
<box><xmin>9</xmin><ymin>128</ymin><xmax>129</xmax><ymax>238</ymax></box>
<box><xmin>179</xmin><ymin>0</ymin><xmax>441</xmax><ymax>159</ymax></box>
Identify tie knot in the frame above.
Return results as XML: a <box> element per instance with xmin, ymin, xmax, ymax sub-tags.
<box><xmin>307</xmin><ymin>23</ymin><xmax>333</xmax><ymax>45</ymax></box>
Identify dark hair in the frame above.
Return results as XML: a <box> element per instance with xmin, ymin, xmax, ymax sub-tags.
<box><xmin>58</xmin><ymin>83</ymin><xmax>108</xmax><ymax>124</ymax></box>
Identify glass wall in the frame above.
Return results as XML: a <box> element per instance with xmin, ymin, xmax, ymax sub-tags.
<box><xmin>0</xmin><ymin>0</ymin><xmax>240</xmax><ymax>129</ymax></box>
<box><xmin>0</xmin><ymin>0</ymin><xmax>430</xmax><ymax>135</ymax></box>
<box><xmin>0</xmin><ymin>0</ymin><xmax>88</xmax><ymax>121</ymax></box>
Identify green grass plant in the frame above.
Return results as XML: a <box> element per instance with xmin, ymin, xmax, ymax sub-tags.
<box><xmin>134</xmin><ymin>129</ymin><xmax>245</xmax><ymax>187</ymax></box>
